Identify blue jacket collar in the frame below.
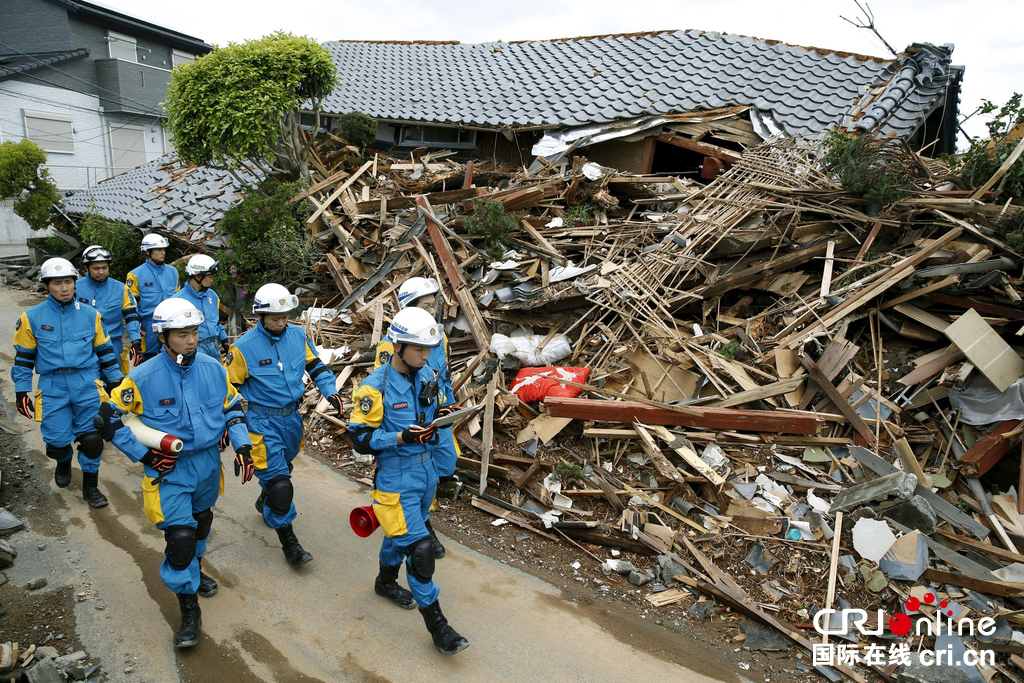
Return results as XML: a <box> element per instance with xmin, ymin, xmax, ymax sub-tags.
<box><xmin>45</xmin><ymin>294</ymin><xmax>75</xmax><ymax>310</ymax></box>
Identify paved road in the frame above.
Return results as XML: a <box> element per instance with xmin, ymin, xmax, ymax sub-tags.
<box><xmin>0</xmin><ymin>284</ymin><xmax>742</xmax><ymax>683</ymax></box>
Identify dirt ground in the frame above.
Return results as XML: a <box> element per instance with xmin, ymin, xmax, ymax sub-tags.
<box><xmin>303</xmin><ymin>438</ymin><xmax>822</xmax><ymax>683</ymax></box>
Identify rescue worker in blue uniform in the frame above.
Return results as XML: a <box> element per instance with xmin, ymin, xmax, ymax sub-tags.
<box><xmin>374</xmin><ymin>277</ymin><xmax>461</xmax><ymax>558</ymax></box>
<box><xmin>226</xmin><ymin>283</ymin><xmax>342</xmax><ymax>566</ymax></box>
<box><xmin>12</xmin><ymin>258</ymin><xmax>124</xmax><ymax>508</ymax></box>
<box><xmin>171</xmin><ymin>255</ymin><xmax>228</xmax><ymax>361</ymax></box>
<box><xmin>126</xmin><ymin>233</ymin><xmax>178</xmax><ymax>361</ymax></box>
<box><xmin>350</xmin><ymin>307</ymin><xmax>469</xmax><ymax>656</ymax></box>
<box><xmin>93</xmin><ymin>298</ymin><xmax>252</xmax><ymax>649</ymax></box>
<box><xmin>77</xmin><ymin>245</ymin><xmax>143</xmax><ymax>373</ymax></box>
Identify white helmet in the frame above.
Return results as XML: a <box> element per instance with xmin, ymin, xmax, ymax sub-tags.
<box><xmin>151</xmin><ymin>298</ymin><xmax>204</xmax><ymax>333</ymax></box>
<box><xmin>398</xmin><ymin>277</ymin><xmax>441</xmax><ymax>310</ymax></box>
<box><xmin>252</xmin><ymin>283</ymin><xmax>299</xmax><ymax>314</ymax></box>
<box><xmin>185</xmin><ymin>254</ymin><xmax>219</xmax><ymax>277</ymax></box>
<box><xmin>81</xmin><ymin>245</ymin><xmax>113</xmax><ymax>264</ymax></box>
<box><xmin>388</xmin><ymin>307</ymin><xmax>442</xmax><ymax>348</ymax></box>
<box><xmin>39</xmin><ymin>257</ymin><xmax>77</xmax><ymax>282</ymax></box>
<box><xmin>141</xmin><ymin>233</ymin><xmax>170</xmax><ymax>251</ymax></box>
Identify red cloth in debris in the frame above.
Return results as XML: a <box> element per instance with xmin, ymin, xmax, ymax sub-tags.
<box><xmin>510</xmin><ymin>367</ymin><xmax>590</xmax><ymax>403</ymax></box>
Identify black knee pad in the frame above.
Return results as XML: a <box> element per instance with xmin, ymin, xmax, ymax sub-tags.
<box><xmin>266</xmin><ymin>475</ymin><xmax>293</xmax><ymax>515</ymax></box>
<box><xmin>193</xmin><ymin>508</ymin><xmax>213</xmax><ymax>541</ymax></box>
<box><xmin>76</xmin><ymin>431</ymin><xmax>103</xmax><ymax>458</ymax></box>
<box><xmin>45</xmin><ymin>443</ymin><xmax>73</xmax><ymax>461</ymax></box>
<box><xmin>163</xmin><ymin>526</ymin><xmax>197</xmax><ymax>571</ymax></box>
<box><xmin>407</xmin><ymin>537</ymin><xmax>435</xmax><ymax>584</ymax></box>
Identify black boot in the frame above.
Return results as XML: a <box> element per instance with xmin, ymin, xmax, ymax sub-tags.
<box><xmin>275</xmin><ymin>524</ymin><xmax>312</xmax><ymax>566</ymax></box>
<box><xmin>419</xmin><ymin>600</ymin><xmax>469</xmax><ymax>655</ymax></box>
<box><xmin>81</xmin><ymin>471</ymin><xmax>108</xmax><ymax>508</ymax></box>
<box><xmin>424</xmin><ymin>519</ymin><xmax>446</xmax><ymax>559</ymax></box>
<box><xmin>174</xmin><ymin>593</ymin><xmax>202</xmax><ymax>648</ymax></box>
<box><xmin>54</xmin><ymin>459</ymin><xmax>72</xmax><ymax>489</ymax></box>
<box><xmin>254</xmin><ymin>488</ymin><xmax>267</xmax><ymax>515</ymax></box>
<box><xmin>197</xmin><ymin>559</ymin><xmax>218</xmax><ymax>598</ymax></box>
<box><xmin>374</xmin><ymin>563</ymin><xmax>415</xmax><ymax>610</ymax></box>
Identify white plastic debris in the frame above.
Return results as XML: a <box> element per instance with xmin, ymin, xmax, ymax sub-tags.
<box><xmin>491</xmin><ymin>519</ymin><xmax>509</xmax><ymax>527</ymax></box>
<box><xmin>851</xmin><ymin>518</ymin><xmax>897</xmax><ymax>563</ymax></box>
<box><xmin>807</xmin><ymin>489</ymin><xmax>832</xmax><ymax>515</ymax></box>
<box><xmin>489</xmin><ymin>333</ymin><xmax>572</xmax><ymax>366</ymax></box>
<box><xmin>299</xmin><ymin>307</ymin><xmax>341</xmax><ymax>324</ymax></box>
<box><xmin>548</xmin><ymin>262</ymin><xmax>597</xmax><ymax>283</ymax></box>
<box><xmin>754</xmin><ymin>474</ymin><xmax>788</xmax><ymax>508</ymax></box>
<box><xmin>545</xmin><ymin>216</ymin><xmax>564</xmax><ymax>228</ymax></box>
<box><xmin>701</xmin><ymin>444</ymin><xmax>726</xmax><ymax>469</ymax></box>
<box><xmin>582</xmin><ymin>162</ymin><xmax>603</xmax><ymax>180</ymax></box>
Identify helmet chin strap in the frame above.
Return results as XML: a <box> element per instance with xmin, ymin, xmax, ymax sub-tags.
<box><xmin>174</xmin><ymin>350</ymin><xmax>197</xmax><ymax>366</ymax></box>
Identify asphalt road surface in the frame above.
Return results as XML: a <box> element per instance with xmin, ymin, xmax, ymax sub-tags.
<box><xmin>0</xmin><ymin>284</ymin><xmax>743</xmax><ymax>683</ymax></box>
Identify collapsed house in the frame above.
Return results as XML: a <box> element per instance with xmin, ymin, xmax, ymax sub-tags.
<box><xmin>53</xmin><ymin>28</ymin><xmax>1024</xmax><ymax>683</ymax></box>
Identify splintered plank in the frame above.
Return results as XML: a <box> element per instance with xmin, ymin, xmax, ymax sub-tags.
<box><xmin>633</xmin><ymin>424</ymin><xmax>687</xmax><ymax>484</ymax></box>
<box><xmin>543</xmin><ymin>396</ymin><xmax>823</xmax><ymax>435</ymax></box>
<box><xmin>648</xmin><ymin>425</ymin><xmax>726</xmax><ymax>486</ymax></box>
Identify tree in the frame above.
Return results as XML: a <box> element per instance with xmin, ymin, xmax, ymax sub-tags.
<box><xmin>165</xmin><ymin>32</ymin><xmax>337</xmax><ymax>183</ymax></box>
<box><xmin>954</xmin><ymin>93</ymin><xmax>1024</xmax><ymax>202</ymax></box>
<box><xmin>0</xmin><ymin>139</ymin><xmax>60</xmax><ymax>231</ymax></box>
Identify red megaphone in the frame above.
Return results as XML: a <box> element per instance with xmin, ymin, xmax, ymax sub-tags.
<box><xmin>350</xmin><ymin>506</ymin><xmax>379</xmax><ymax>537</ymax></box>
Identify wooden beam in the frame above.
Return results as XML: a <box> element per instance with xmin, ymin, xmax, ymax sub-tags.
<box><xmin>654</xmin><ymin>134</ymin><xmax>743</xmax><ymax>163</ymax></box>
<box><xmin>800</xmin><ymin>355</ymin><xmax>875</xmax><ymax>445</ymax></box>
<box><xmin>417</xmin><ymin>198</ymin><xmax>490</xmax><ymax>350</ymax></box>
<box><xmin>307</xmin><ymin>159</ymin><xmax>373</xmax><ymax>224</ymax></box>
<box><xmin>922</xmin><ymin>568</ymin><xmax>1024</xmax><ymax>598</ymax></box>
<box><xmin>935</xmin><ymin>528</ymin><xmax>1024</xmax><ymax>565</ymax></box>
<box><xmin>479</xmin><ymin>373</ymin><xmax>498</xmax><ymax>494</ymax></box>
<box><xmin>819</xmin><ymin>240</ymin><xmax>835</xmax><ymax>299</ymax></box>
<box><xmin>705</xmin><ymin>376</ymin><xmax>805</xmax><ymax>408</ymax></box>
<box><xmin>959</xmin><ymin>419</ymin><xmax>1024</xmax><ymax>477</ymax></box>
<box><xmin>699</xmin><ymin>237</ymin><xmax>854</xmax><ymax>298</ymax></box>
<box><xmin>543</xmin><ymin>396</ymin><xmax>824</xmax><ymax>435</ymax></box>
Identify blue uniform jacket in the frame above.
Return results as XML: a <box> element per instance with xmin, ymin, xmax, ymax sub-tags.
<box><xmin>76</xmin><ymin>276</ymin><xmax>141</xmax><ymax>343</ymax></box>
<box><xmin>126</xmin><ymin>260</ymin><xmax>178</xmax><ymax>339</ymax></box>
<box><xmin>11</xmin><ymin>295</ymin><xmax>123</xmax><ymax>392</ymax></box>
<box><xmin>106</xmin><ymin>351</ymin><xmax>249</xmax><ymax>462</ymax></box>
<box><xmin>226</xmin><ymin>322</ymin><xmax>336</xmax><ymax>407</ymax></box>
<box><xmin>172</xmin><ymin>282</ymin><xmax>227</xmax><ymax>343</ymax></box>
<box><xmin>374</xmin><ymin>333</ymin><xmax>452</xmax><ymax>403</ymax></box>
<box><xmin>349</xmin><ymin>362</ymin><xmax>447</xmax><ymax>462</ymax></box>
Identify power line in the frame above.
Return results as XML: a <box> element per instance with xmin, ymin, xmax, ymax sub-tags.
<box><xmin>0</xmin><ymin>39</ymin><xmax>170</xmax><ymax>118</ymax></box>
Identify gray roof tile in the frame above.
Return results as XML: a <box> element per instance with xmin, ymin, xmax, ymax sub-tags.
<box><xmin>62</xmin><ymin>156</ymin><xmax>261</xmax><ymax>231</ymax></box>
<box><xmin>319</xmin><ymin>31</ymin><xmax>952</xmax><ymax>140</ymax></box>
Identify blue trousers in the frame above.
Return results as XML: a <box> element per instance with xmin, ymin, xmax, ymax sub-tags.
<box><xmin>372</xmin><ymin>454</ymin><xmax>440</xmax><ymax>608</ymax></box>
<box><xmin>141</xmin><ymin>446</ymin><xmax>222</xmax><ymax>594</ymax></box>
<box><xmin>38</xmin><ymin>370</ymin><xmax>103</xmax><ymax>473</ymax></box>
<box><xmin>248</xmin><ymin>407</ymin><xmax>301</xmax><ymax>529</ymax></box>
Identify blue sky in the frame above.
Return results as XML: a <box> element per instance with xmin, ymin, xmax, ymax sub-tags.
<box><xmin>103</xmin><ymin>0</ymin><xmax>1024</xmax><ymax>144</ymax></box>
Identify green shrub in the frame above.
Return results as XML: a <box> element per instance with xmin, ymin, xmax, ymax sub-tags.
<box><xmin>822</xmin><ymin>130</ymin><xmax>911</xmax><ymax>210</ymax></box>
<box><xmin>952</xmin><ymin>93</ymin><xmax>1024</xmax><ymax>201</ymax></box>
<box><xmin>0</xmin><ymin>139</ymin><xmax>60</xmax><ymax>230</ymax></box>
<box><xmin>336</xmin><ymin>111</ymin><xmax>378</xmax><ymax>148</ymax></box>
<box><xmin>554</xmin><ymin>462</ymin><xmax>583</xmax><ymax>483</ymax></box>
<box><xmin>564</xmin><ymin>201</ymin><xmax>600</xmax><ymax>228</ymax></box>
<box><xmin>77</xmin><ymin>213</ymin><xmax>142</xmax><ymax>281</ymax></box>
<box><xmin>215</xmin><ymin>179</ymin><xmax>321</xmax><ymax>310</ymax></box>
<box><xmin>464</xmin><ymin>199</ymin><xmax>516</xmax><ymax>261</ymax></box>
<box><xmin>720</xmin><ymin>340</ymin><xmax>739</xmax><ymax>360</ymax></box>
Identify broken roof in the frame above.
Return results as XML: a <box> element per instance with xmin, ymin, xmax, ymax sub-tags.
<box><xmin>320</xmin><ymin>29</ymin><xmax>958</xmax><ymax>140</ymax></box>
<box><xmin>62</xmin><ymin>156</ymin><xmax>262</xmax><ymax>244</ymax></box>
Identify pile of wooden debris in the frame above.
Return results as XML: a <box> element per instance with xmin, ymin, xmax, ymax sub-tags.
<box><xmin>293</xmin><ymin>132</ymin><xmax>1024</xmax><ymax>682</ymax></box>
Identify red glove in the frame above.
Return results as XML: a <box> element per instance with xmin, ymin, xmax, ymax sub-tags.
<box><xmin>402</xmin><ymin>423</ymin><xmax>438</xmax><ymax>445</ymax></box>
<box><xmin>141</xmin><ymin>449</ymin><xmax>178</xmax><ymax>474</ymax></box>
<box><xmin>234</xmin><ymin>445</ymin><xmax>254</xmax><ymax>484</ymax></box>
<box><xmin>15</xmin><ymin>391</ymin><xmax>33</xmax><ymax>419</ymax></box>
<box><xmin>129</xmin><ymin>339</ymin><xmax>143</xmax><ymax>366</ymax></box>
<box><xmin>436</xmin><ymin>404</ymin><xmax>462</xmax><ymax>418</ymax></box>
<box><xmin>326</xmin><ymin>394</ymin><xmax>343</xmax><ymax>418</ymax></box>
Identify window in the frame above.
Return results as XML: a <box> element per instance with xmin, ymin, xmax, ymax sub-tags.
<box><xmin>171</xmin><ymin>50</ymin><xmax>194</xmax><ymax>67</ymax></box>
<box><xmin>109</xmin><ymin>124</ymin><xmax>147</xmax><ymax>172</ymax></box>
<box><xmin>107</xmin><ymin>31</ymin><xmax>137</xmax><ymax>62</ymax></box>
<box><xmin>398</xmin><ymin>125</ymin><xmax>476</xmax><ymax>149</ymax></box>
<box><xmin>23</xmin><ymin>110</ymin><xmax>74</xmax><ymax>154</ymax></box>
